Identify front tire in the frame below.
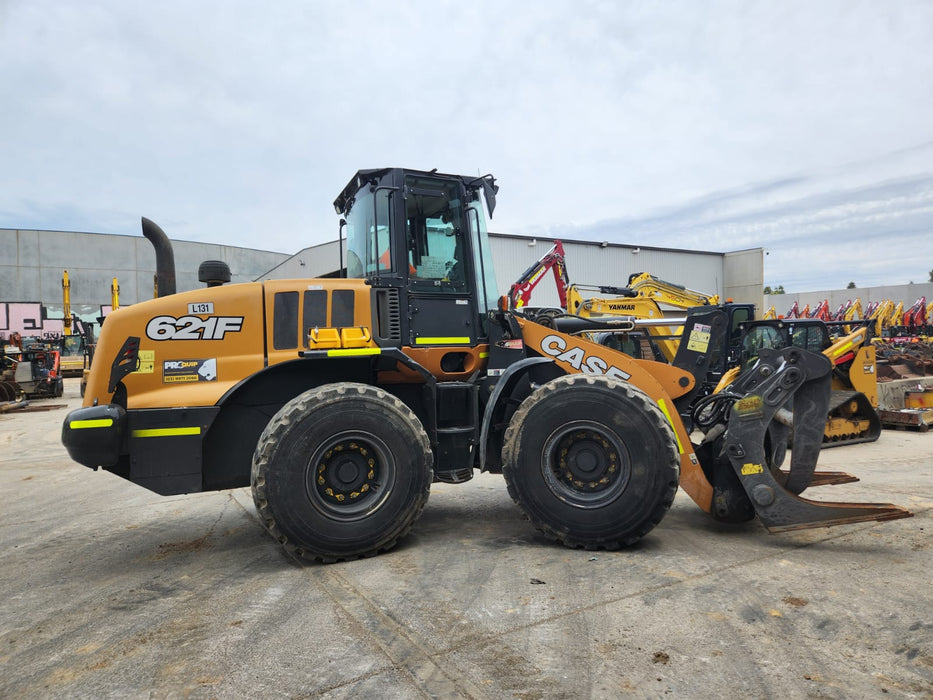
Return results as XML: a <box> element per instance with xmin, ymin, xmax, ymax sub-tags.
<box><xmin>251</xmin><ymin>383</ymin><xmax>433</xmax><ymax>563</ymax></box>
<box><xmin>503</xmin><ymin>375</ymin><xmax>679</xmax><ymax>549</ymax></box>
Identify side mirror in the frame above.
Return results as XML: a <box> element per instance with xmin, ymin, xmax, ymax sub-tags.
<box><xmin>481</xmin><ymin>177</ymin><xmax>497</xmax><ymax>218</ymax></box>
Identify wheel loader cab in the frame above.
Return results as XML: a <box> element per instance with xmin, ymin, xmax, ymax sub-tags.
<box><xmin>336</xmin><ymin>169</ymin><xmax>500</xmax><ymax>376</ymax></box>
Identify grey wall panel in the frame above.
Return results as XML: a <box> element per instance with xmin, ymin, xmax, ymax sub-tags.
<box><xmin>256</xmin><ymin>241</ymin><xmax>343</xmax><ymax>281</ymax></box>
<box><xmin>724</xmin><ymin>249</ymin><xmax>764</xmax><ymax>309</ymax></box>
<box><xmin>498</xmin><ymin>236</ymin><xmax>726</xmax><ymax>309</ymax></box>
<box><xmin>765</xmin><ymin>282</ymin><xmax>933</xmax><ymax>318</ymax></box>
<box><xmin>0</xmin><ymin>228</ymin><xmax>289</xmax><ymax>320</ymax></box>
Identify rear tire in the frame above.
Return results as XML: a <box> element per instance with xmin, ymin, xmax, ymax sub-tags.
<box><xmin>251</xmin><ymin>383</ymin><xmax>433</xmax><ymax>563</ymax></box>
<box><xmin>503</xmin><ymin>375</ymin><xmax>679</xmax><ymax>549</ymax></box>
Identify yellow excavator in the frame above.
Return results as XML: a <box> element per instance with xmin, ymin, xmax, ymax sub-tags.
<box><xmin>839</xmin><ymin>298</ymin><xmax>863</xmax><ymax>334</ymax></box>
<box><xmin>566</xmin><ymin>273</ymin><xmax>746</xmax><ymax>363</ymax></box>
<box><xmin>61</xmin><ymin>168</ymin><xmax>909</xmax><ymax>562</ymax></box>
<box><xmin>59</xmin><ymin>270</ymin><xmax>92</xmax><ymax>377</ymax></box>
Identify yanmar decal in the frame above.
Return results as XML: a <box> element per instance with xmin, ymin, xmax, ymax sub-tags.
<box><xmin>146</xmin><ymin>315</ymin><xmax>243</xmax><ymax>341</ymax></box>
<box><xmin>163</xmin><ymin>359</ymin><xmax>217</xmax><ymax>383</ymax></box>
<box><xmin>539</xmin><ymin>334</ymin><xmax>632</xmax><ymax>380</ymax></box>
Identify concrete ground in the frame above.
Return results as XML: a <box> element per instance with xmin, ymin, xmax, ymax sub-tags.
<box><xmin>1</xmin><ymin>379</ymin><xmax>930</xmax><ymax>699</ymax></box>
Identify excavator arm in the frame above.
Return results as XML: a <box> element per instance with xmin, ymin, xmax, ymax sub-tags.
<box><xmin>808</xmin><ymin>299</ymin><xmax>831</xmax><ymax>321</ymax></box>
<box><xmin>625</xmin><ymin>271</ymin><xmax>721</xmax><ymax>307</ymax></box>
<box><xmin>903</xmin><ymin>297</ymin><xmax>928</xmax><ymax>331</ymax></box>
<box><xmin>508</xmin><ymin>240</ymin><xmax>570</xmax><ymax>309</ymax></box>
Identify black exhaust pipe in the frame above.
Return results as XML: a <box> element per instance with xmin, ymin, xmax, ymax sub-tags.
<box><xmin>141</xmin><ymin>217</ymin><xmax>176</xmax><ymax>297</ymax></box>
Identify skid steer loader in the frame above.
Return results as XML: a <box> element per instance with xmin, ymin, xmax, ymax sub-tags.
<box><xmin>728</xmin><ymin>318</ymin><xmax>882</xmax><ymax>447</ymax></box>
<box><xmin>61</xmin><ymin>168</ymin><xmax>910</xmax><ymax>562</ymax></box>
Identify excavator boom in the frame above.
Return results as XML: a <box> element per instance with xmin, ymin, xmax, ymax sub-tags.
<box><xmin>508</xmin><ymin>240</ymin><xmax>570</xmax><ymax>309</ymax></box>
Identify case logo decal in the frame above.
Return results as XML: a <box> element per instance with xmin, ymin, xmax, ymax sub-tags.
<box><xmin>539</xmin><ymin>334</ymin><xmax>632</xmax><ymax>381</ymax></box>
<box><xmin>146</xmin><ymin>315</ymin><xmax>243</xmax><ymax>341</ymax></box>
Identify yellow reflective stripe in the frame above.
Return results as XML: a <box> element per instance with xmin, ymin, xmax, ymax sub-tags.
<box><xmin>70</xmin><ymin>418</ymin><xmax>114</xmax><ymax>429</ymax></box>
<box><xmin>656</xmin><ymin>399</ymin><xmax>684</xmax><ymax>454</ymax></box>
<box><xmin>326</xmin><ymin>348</ymin><xmax>382</xmax><ymax>357</ymax></box>
<box><xmin>414</xmin><ymin>337</ymin><xmax>470</xmax><ymax>345</ymax></box>
<box><xmin>479</xmin><ymin>351</ymin><xmax>489</xmax><ymax>358</ymax></box>
<box><xmin>131</xmin><ymin>427</ymin><xmax>201</xmax><ymax>438</ymax></box>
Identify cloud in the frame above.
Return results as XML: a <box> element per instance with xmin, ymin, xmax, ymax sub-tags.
<box><xmin>1</xmin><ymin>1</ymin><xmax>932</xmax><ymax>289</ymax></box>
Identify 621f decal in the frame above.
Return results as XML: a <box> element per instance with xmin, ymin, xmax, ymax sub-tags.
<box><xmin>146</xmin><ymin>315</ymin><xmax>244</xmax><ymax>341</ymax></box>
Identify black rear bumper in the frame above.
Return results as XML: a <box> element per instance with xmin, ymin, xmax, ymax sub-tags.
<box><xmin>61</xmin><ymin>404</ymin><xmax>127</xmax><ymax>469</ymax></box>
<box><xmin>62</xmin><ymin>404</ymin><xmax>220</xmax><ymax>495</ymax></box>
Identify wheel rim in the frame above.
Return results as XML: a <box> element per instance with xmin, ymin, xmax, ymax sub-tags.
<box><xmin>540</xmin><ymin>420</ymin><xmax>632</xmax><ymax>509</ymax></box>
<box><xmin>305</xmin><ymin>430</ymin><xmax>396</xmax><ymax>521</ymax></box>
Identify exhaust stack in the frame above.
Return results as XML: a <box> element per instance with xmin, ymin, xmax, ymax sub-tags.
<box><xmin>141</xmin><ymin>217</ymin><xmax>176</xmax><ymax>297</ymax></box>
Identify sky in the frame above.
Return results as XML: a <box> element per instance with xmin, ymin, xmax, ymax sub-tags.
<box><xmin>1</xmin><ymin>0</ymin><xmax>932</xmax><ymax>293</ymax></box>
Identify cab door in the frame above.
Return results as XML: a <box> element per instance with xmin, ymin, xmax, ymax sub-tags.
<box><xmin>402</xmin><ymin>176</ymin><xmax>478</xmax><ymax>349</ymax></box>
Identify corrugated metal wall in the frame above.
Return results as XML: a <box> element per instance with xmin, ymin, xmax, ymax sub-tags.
<box><xmin>262</xmin><ymin>233</ymin><xmax>755</xmax><ymax>311</ymax></box>
<box><xmin>0</xmin><ymin>228</ymin><xmax>289</xmax><ymax>314</ymax></box>
<box><xmin>724</xmin><ymin>249</ymin><xmax>764</xmax><ymax>309</ymax></box>
<box><xmin>1</xmin><ymin>226</ymin><xmax>758</xmax><ymax>323</ymax></box>
<box><xmin>494</xmin><ymin>235</ymin><xmax>727</xmax><ymax>309</ymax></box>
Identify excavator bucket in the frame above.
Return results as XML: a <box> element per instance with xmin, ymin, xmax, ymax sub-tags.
<box><xmin>694</xmin><ymin>347</ymin><xmax>912</xmax><ymax>531</ymax></box>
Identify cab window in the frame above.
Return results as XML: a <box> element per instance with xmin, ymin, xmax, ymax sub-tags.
<box><xmin>792</xmin><ymin>326</ymin><xmax>830</xmax><ymax>353</ymax></box>
<box><xmin>345</xmin><ymin>187</ymin><xmax>391</xmax><ymax>278</ymax></box>
<box><xmin>741</xmin><ymin>325</ymin><xmax>784</xmax><ymax>367</ymax></box>
<box><xmin>404</xmin><ymin>175</ymin><xmax>467</xmax><ymax>293</ymax></box>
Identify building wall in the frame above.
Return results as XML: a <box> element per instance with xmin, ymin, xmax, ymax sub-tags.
<box><xmin>724</xmin><ymin>249</ymin><xmax>765</xmax><ymax>309</ymax></box>
<box><xmin>256</xmin><ymin>240</ymin><xmax>343</xmax><ymax>281</ymax></box>
<box><xmin>1</xmin><ymin>227</ymin><xmax>762</xmax><ymax>338</ymax></box>
<box><xmin>263</xmin><ymin>234</ymin><xmax>749</xmax><ymax>311</ymax></box>
<box><xmin>0</xmin><ymin>228</ymin><xmax>289</xmax><ymax>335</ymax></box>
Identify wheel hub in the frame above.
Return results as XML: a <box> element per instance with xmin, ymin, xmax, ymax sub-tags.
<box><xmin>316</xmin><ymin>441</ymin><xmax>377</xmax><ymax>503</ymax></box>
<box><xmin>557</xmin><ymin>430</ymin><xmax>620</xmax><ymax>492</ymax></box>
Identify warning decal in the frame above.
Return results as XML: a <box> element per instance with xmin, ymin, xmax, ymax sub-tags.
<box><xmin>686</xmin><ymin>323</ymin><xmax>711</xmax><ymax>353</ymax></box>
<box><xmin>162</xmin><ymin>358</ymin><xmax>217</xmax><ymax>383</ymax></box>
<box><xmin>137</xmin><ymin>350</ymin><xmax>155</xmax><ymax>374</ymax></box>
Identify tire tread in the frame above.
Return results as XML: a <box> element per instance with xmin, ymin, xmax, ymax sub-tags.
<box><xmin>251</xmin><ymin>382</ymin><xmax>432</xmax><ymax>563</ymax></box>
<box><xmin>502</xmin><ymin>375</ymin><xmax>679</xmax><ymax>550</ymax></box>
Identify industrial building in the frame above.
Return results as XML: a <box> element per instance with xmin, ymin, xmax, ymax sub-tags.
<box><xmin>0</xmin><ymin>226</ymin><xmax>289</xmax><ymax>338</ymax></box>
<box><xmin>258</xmin><ymin>233</ymin><xmax>764</xmax><ymax>307</ymax></box>
<box><xmin>1</xmin><ymin>224</ymin><xmax>763</xmax><ymax>339</ymax></box>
